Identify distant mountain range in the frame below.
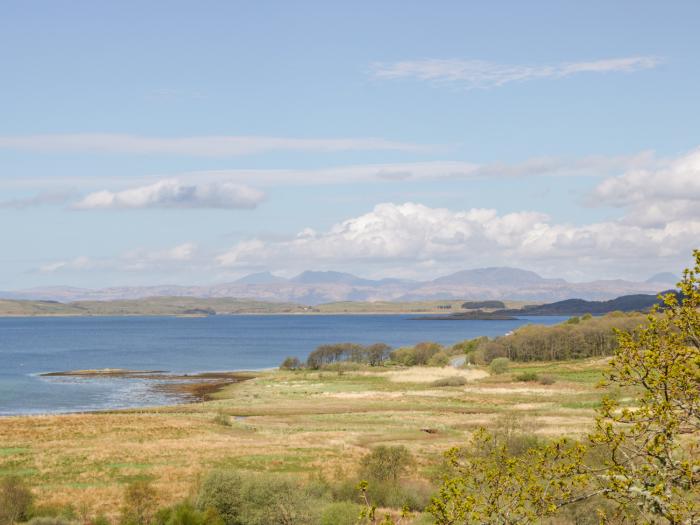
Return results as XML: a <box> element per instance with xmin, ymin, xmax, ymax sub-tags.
<box><xmin>0</xmin><ymin>267</ymin><xmax>678</xmax><ymax>305</ymax></box>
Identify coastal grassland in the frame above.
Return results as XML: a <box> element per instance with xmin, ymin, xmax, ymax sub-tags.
<box><xmin>0</xmin><ymin>359</ymin><xmax>612</xmax><ymax>517</ymax></box>
<box><xmin>0</xmin><ymin>297</ymin><xmax>533</xmax><ymax>316</ymax></box>
<box><xmin>313</xmin><ymin>299</ymin><xmax>530</xmax><ymax>313</ymax></box>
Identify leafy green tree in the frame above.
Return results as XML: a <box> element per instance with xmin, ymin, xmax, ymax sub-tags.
<box><xmin>590</xmin><ymin>249</ymin><xmax>700</xmax><ymax>523</ymax></box>
<box><xmin>366</xmin><ymin>343</ymin><xmax>392</xmax><ymax>366</ymax></box>
<box><xmin>428</xmin><ymin>429</ymin><xmax>591</xmax><ymax>524</ymax></box>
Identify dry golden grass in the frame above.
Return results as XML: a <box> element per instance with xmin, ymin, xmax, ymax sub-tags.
<box><xmin>0</xmin><ymin>359</ymin><xmax>609</xmax><ymax>517</ymax></box>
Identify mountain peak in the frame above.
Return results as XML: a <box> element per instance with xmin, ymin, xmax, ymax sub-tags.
<box><xmin>432</xmin><ymin>266</ymin><xmax>546</xmax><ymax>286</ymax></box>
<box><xmin>646</xmin><ymin>272</ymin><xmax>678</xmax><ymax>284</ymax></box>
<box><xmin>234</xmin><ymin>271</ymin><xmax>287</xmax><ymax>285</ymax></box>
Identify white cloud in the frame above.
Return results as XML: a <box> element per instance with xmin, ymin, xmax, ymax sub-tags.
<box><xmin>180</xmin><ymin>152</ymin><xmax>653</xmax><ymax>187</ymax></box>
<box><xmin>0</xmin><ymin>133</ymin><xmax>429</xmax><ymax>157</ymax></box>
<box><xmin>39</xmin><ymin>243</ymin><xmax>199</xmax><ymax>274</ymax></box>
<box><xmin>372</xmin><ymin>56</ymin><xmax>660</xmax><ymax>89</ymax></box>
<box><xmin>216</xmin><ymin>202</ymin><xmax>699</xmax><ymax>277</ymax></box>
<box><xmin>73</xmin><ymin>179</ymin><xmax>265</xmax><ymax>210</ymax></box>
<box><xmin>39</xmin><ymin>256</ymin><xmax>94</xmax><ymax>273</ymax></box>
<box><xmin>590</xmin><ymin>147</ymin><xmax>700</xmax><ymax>226</ymax></box>
<box><xmin>0</xmin><ymin>151</ymin><xmax>656</xmax><ymax>195</ymax></box>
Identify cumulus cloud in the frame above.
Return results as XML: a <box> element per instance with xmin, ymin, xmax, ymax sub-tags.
<box><xmin>590</xmin><ymin>147</ymin><xmax>700</xmax><ymax>226</ymax></box>
<box><xmin>216</xmin><ymin>202</ymin><xmax>699</xmax><ymax>276</ymax></box>
<box><xmin>73</xmin><ymin>179</ymin><xmax>265</xmax><ymax>210</ymax></box>
<box><xmin>372</xmin><ymin>56</ymin><xmax>660</xmax><ymax>89</ymax></box>
<box><xmin>0</xmin><ymin>133</ymin><xmax>429</xmax><ymax>156</ymax></box>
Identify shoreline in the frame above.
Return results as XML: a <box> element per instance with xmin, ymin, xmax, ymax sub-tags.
<box><xmin>1</xmin><ymin>369</ymin><xmax>259</xmax><ymax>418</ymax></box>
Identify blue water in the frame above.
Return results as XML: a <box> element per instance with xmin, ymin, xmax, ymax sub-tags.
<box><xmin>0</xmin><ymin>315</ymin><xmax>567</xmax><ymax>415</ymax></box>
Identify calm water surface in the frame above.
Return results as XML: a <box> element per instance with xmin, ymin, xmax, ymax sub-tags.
<box><xmin>0</xmin><ymin>315</ymin><xmax>567</xmax><ymax>415</ymax></box>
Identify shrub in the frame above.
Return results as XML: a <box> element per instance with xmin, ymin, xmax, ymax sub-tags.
<box><xmin>364</xmin><ymin>480</ymin><xmax>433</xmax><ymax>511</ymax></box>
<box><xmin>489</xmin><ymin>357</ymin><xmax>510</xmax><ymax>375</ymax></box>
<box><xmin>212</xmin><ymin>411</ymin><xmax>231</xmax><ymax>426</ymax></box>
<box><xmin>431</xmin><ymin>376</ymin><xmax>467</xmax><ymax>387</ymax></box>
<box><xmin>153</xmin><ymin>503</ymin><xmax>223</xmax><ymax>525</ymax></box>
<box><xmin>413</xmin><ymin>342</ymin><xmax>443</xmax><ymax>365</ymax></box>
<box><xmin>390</xmin><ymin>342</ymin><xmax>443</xmax><ymax>366</ymax></box>
<box><xmin>514</xmin><ymin>372</ymin><xmax>539</xmax><ymax>382</ymax></box>
<box><xmin>389</xmin><ymin>347</ymin><xmax>416</xmax><ymax>366</ymax></box>
<box><xmin>427</xmin><ymin>350</ymin><xmax>450</xmax><ymax>367</ymax></box>
<box><xmin>279</xmin><ymin>356</ymin><xmax>302</xmax><ymax>370</ymax></box>
<box><xmin>452</xmin><ymin>337</ymin><xmax>488</xmax><ymax>356</ymax></box>
<box><xmin>196</xmin><ymin>471</ymin><xmax>244</xmax><ymax>525</ymax></box>
<box><xmin>120</xmin><ymin>480</ymin><xmax>157</xmax><ymax>525</ymax></box>
<box><xmin>538</xmin><ymin>375</ymin><xmax>556</xmax><ymax>385</ymax></box>
<box><xmin>319</xmin><ymin>502</ymin><xmax>362</xmax><ymax>525</ymax></box>
<box><xmin>360</xmin><ymin>446</ymin><xmax>414</xmax><ymax>483</ymax></box>
<box><xmin>0</xmin><ymin>476</ymin><xmax>33</xmax><ymax>525</ymax></box>
<box><xmin>197</xmin><ymin>471</ymin><xmax>313</xmax><ymax>525</ymax></box>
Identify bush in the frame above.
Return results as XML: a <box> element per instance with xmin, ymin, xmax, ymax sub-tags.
<box><xmin>0</xmin><ymin>476</ymin><xmax>33</xmax><ymax>525</ymax></box>
<box><xmin>431</xmin><ymin>376</ymin><xmax>467</xmax><ymax>387</ymax></box>
<box><xmin>196</xmin><ymin>471</ymin><xmax>244</xmax><ymax>525</ymax></box>
<box><xmin>427</xmin><ymin>350</ymin><xmax>450</xmax><ymax>367</ymax></box>
<box><xmin>538</xmin><ymin>375</ymin><xmax>556</xmax><ymax>385</ymax></box>
<box><xmin>279</xmin><ymin>356</ymin><xmax>302</xmax><ymax>370</ymax></box>
<box><xmin>364</xmin><ymin>480</ymin><xmax>433</xmax><ymax>511</ymax></box>
<box><xmin>390</xmin><ymin>342</ymin><xmax>443</xmax><ymax>366</ymax></box>
<box><xmin>212</xmin><ymin>411</ymin><xmax>231</xmax><ymax>426</ymax></box>
<box><xmin>514</xmin><ymin>372</ymin><xmax>539</xmax><ymax>382</ymax></box>
<box><xmin>452</xmin><ymin>337</ymin><xmax>488</xmax><ymax>356</ymax></box>
<box><xmin>153</xmin><ymin>503</ymin><xmax>223</xmax><ymax>525</ymax></box>
<box><xmin>389</xmin><ymin>347</ymin><xmax>416</xmax><ymax>366</ymax></box>
<box><xmin>489</xmin><ymin>357</ymin><xmax>510</xmax><ymax>375</ymax></box>
<box><xmin>120</xmin><ymin>480</ymin><xmax>157</xmax><ymax>525</ymax></box>
<box><xmin>197</xmin><ymin>471</ymin><xmax>314</xmax><ymax>525</ymax></box>
<box><xmin>360</xmin><ymin>446</ymin><xmax>414</xmax><ymax>483</ymax></box>
<box><xmin>319</xmin><ymin>502</ymin><xmax>362</xmax><ymax>525</ymax></box>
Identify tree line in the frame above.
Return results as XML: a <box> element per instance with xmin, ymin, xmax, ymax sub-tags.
<box><xmin>476</xmin><ymin>312</ymin><xmax>647</xmax><ymax>362</ymax></box>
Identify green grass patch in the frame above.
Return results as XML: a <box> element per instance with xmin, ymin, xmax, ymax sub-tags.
<box><xmin>0</xmin><ymin>447</ymin><xmax>30</xmax><ymax>456</ymax></box>
<box><xmin>216</xmin><ymin>452</ymin><xmax>319</xmax><ymax>473</ymax></box>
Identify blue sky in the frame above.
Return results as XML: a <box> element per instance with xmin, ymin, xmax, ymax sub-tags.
<box><xmin>1</xmin><ymin>1</ymin><xmax>699</xmax><ymax>289</ymax></box>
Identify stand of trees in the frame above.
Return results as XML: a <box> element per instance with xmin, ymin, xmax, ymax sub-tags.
<box><xmin>478</xmin><ymin>312</ymin><xmax>646</xmax><ymax>362</ymax></box>
<box><xmin>305</xmin><ymin>342</ymin><xmax>392</xmax><ymax>369</ymax></box>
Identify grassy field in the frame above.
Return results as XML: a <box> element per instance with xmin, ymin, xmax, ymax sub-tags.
<box><xmin>0</xmin><ymin>359</ymin><xmax>612</xmax><ymax>518</ymax></box>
